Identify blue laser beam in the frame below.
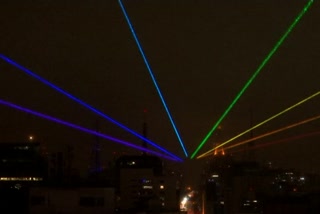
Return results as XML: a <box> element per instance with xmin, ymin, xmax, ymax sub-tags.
<box><xmin>0</xmin><ymin>54</ymin><xmax>182</xmax><ymax>162</ymax></box>
<box><xmin>0</xmin><ymin>99</ymin><xmax>180</xmax><ymax>162</ymax></box>
<box><xmin>118</xmin><ymin>0</ymin><xmax>188</xmax><ymax>157</ymax></box>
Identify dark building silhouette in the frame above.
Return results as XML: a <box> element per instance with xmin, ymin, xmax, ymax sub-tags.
<box><xmin>115</xmin><ymin>155</ymin><xmax>180</xmax><ymax>213</ymax></box>
<box><xmin>0</xmin><ymin>142</ymin><xmax>47</xmax><ymax>183</ymax></box>
<box><xmin>202</xmin><ymin>152</ymin><xmax>320</xmax><ymax>214</ymax></box>
<box><xmin>0</xmin><ymin>142</ymin><xmax>48</xmax><ymax>213</ymax></box>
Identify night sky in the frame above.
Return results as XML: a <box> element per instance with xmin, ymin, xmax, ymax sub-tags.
<box><xmin>0</xmin><ymin>0</ymin><xmax>319</xmax><ymax>183</ymax></box>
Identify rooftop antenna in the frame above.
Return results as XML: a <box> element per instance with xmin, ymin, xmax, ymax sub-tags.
<box><xmin>248</xmin><ymin>108</ymin><xmax>255</xmax><ymax>161</ymax></box>
<box><xmin>142</xmin><ymin>109</ymin><xmax>148</xmax><ymax>155</ymax></box>
<box><xmin>90</xmin><ymin>119</ymin><xmax>102</xmax><ymax>173</ymax></box>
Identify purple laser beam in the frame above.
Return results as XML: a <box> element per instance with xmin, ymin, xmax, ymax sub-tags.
<box><xmin>0</xmin><ymin>99</ymin><xmax>180</xmax><ymax>162</ymax></box>
<box><xmin>0</xmin><ymin>54</ymin><xmax>182</xmax><ymax>161</ymax></box>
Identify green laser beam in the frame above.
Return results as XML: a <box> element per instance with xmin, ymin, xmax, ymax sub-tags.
<box><xmin>190</xmin><ymin>0</ymin><xmax>314</xmax><ymax>159</ymax></box>
<box><xmin>224</xmin><ymin>114</ymin><xmax>320</xmax><ymax>151</ymax></box>
<box><xmin>197</xmin><ymin>91</ymin><xmax>320</xmax><ymax>158</ymax></box>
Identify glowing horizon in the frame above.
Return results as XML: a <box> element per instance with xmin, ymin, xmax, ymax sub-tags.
<box><xmin>118</xmin><ymin>0</ymin><xmax>188</xmax><ymax>157</ymax></box>
<box><xmin>191</xmin><ymin>0</ymin><xmax>314</xmax><ymax>159</ymax></box>
<box><xmin>0</xmin><ymin>99</ymin><xmax>181</xmax><ymax>162</ymax></box>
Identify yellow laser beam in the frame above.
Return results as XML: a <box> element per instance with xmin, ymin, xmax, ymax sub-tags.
<box><xmin>197</xmin><ymin>91</ymin><xmax>320</xmax><ymax>159</ymax></box>
<box><xmin>225</xmin><ymin>114</ymin><xmax>320</xmax><ymax>151</ymax></box>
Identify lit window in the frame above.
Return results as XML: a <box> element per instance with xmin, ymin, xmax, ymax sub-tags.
<box><xmin>128</xmin><ymin>161</ymin><xmax>136</xmax><ymax>166</ymax></box>
<box><xmin>142</xmin><ymin>179</ymin><xmax>152</xmax><ymax>184</ymax></box>
<box><xmin>0</xmin><ymin>177</ymin><xmax>43</xmax><ymax>181</ymax></box>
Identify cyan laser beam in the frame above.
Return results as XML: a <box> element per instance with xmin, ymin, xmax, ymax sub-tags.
<box><xmin>191</xmin><ymin>0</ymin><xmax>314</xmax><ymax>159</ymax></box>
<box><xmin>0</xmin><ymin>99</ymin><xmax>180</xmax><ymax>162</ymax></box>
<box><xmin>0</xmin><ymin>54</ymin><xmax>182</xmax><ymax>162</ymax></box>
<box><xmin>118</xmin><ymin>0</ymin><xmax>188</xmax><ymax>157</ymax></box>
<box><xmin>197</xmin><ymin>91</ymin><xmax>320</xmax><ymax>158</ymax></box>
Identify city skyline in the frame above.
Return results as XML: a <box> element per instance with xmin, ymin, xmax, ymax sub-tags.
<box><xmin>1</xmin><ymin>0</ymin><xmax>319</xmax><ymax>178</ymax></box>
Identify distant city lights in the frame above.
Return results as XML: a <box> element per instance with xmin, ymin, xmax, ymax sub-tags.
<box><xmin>0</xmin><ymin>177</ymin><xmax>43</xmax><ymax>181</ymax></box>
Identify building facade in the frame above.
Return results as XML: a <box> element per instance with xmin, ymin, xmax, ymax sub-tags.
<box><xmin>116</xmin><ymin>155</ymin><xmax>180</xmax><ymax>213</ymax></box>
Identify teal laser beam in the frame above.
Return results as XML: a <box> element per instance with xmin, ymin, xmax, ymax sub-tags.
<box><xmin>118</xmin><ymin>0</ymin><xmax>188</xmax><ymax>157</ymax></box>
